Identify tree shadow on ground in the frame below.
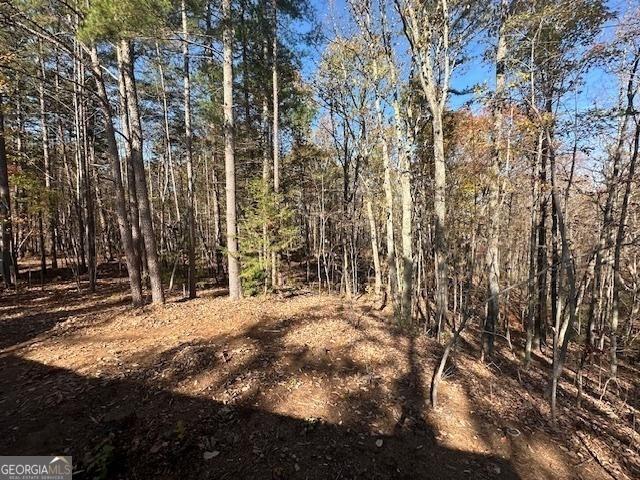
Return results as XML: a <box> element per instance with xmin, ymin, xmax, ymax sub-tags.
<box><xmin>0</xmin><ymin>351</ymin><xmax>521</xmax><ymax>479</ymax></box>
<box><xmin>4</xmin><ymin>277</ymin><xmax>635</xmax><ymax>478</ymax></box>
<box><xmin>0</xmin><ymin>272</ymin><xmax>228</xmax><ymax>353</ymax></box>
<box><xmin>454</xmin><ymin>330</ymin><xmax>640</xmax><ymax>478</ymax></box>
<box><xmin>0</xmin><ymin>286</ymin><xmax>129</xmax><ymax>352</ymax></box>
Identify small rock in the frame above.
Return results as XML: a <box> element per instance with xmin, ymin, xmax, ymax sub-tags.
<box><xmin>375</xmin><ymin>439</ymin><xmax>383</xmax><ymax>448</ymax></box>
<box><xmin>203</xmin><ymin>451</ymin><xmax>220</xmax><ymax>460</ymax></box>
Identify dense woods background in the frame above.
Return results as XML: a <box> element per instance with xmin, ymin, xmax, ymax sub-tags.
<box><xmin>1</xmin><ymin>0</ymin><xmax>639</xmax><ymax>444</ymax></box>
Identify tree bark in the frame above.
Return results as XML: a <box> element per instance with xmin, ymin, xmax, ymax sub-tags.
<box><xmin>183</xmin><ymin>0</ymin><xmax>197</xmax><ymax>299</ymax></box>
<box><xmin>72</xmin><ymin>44</ymin><xmax>86</xmax><ymax>273</ymax></box>
<box><xmin>118</xmin><ymin>39</ymin><xmax>165</xmax><ymax>305</ymax></box>
<box><xmin>116</xmin><ymin>48</ymin><xmax>144</xmax><ymax>283</ymax></box>
<box><xmin>399</xmin><ymin>148</ymin><xmax>413</xmax><ymax>326</ymax></box>
<box><xmin>89</xmin><ymin>46</ymin><xmax>143</xmax><ymax>306</ymax></box>
<box><xmin>535</xmin><ymin>132</ymin><xmax>548</xmax><ymax>349</ymax></box>
<box><xmin>0</xmin><ymin>93</ymin><xmax>14</xmax><ymax>287</ymax></box>
<box><xmin>366</xmin><ymin>196</ymin><xmax>382</xmax><ymax>297</ymax></box>
<box><xmin>155</xmin><ymin>42</ymin><xmax>181</xmax><ymax>224</ymax></box>
<box><xmin>271</xmin><ymin>0</ymin><xmax>280</xmax><ymax>288</ymax></box>
<box><xmin>525</xmin><ymin>132</ymin><xmax>543</xmax><ymax>364</ymax></box>
<box><xmin>547</xmin><ymin>131</ymin><xmax>576</xmax><ymax>423</ymax></box>
<box><xmin>610</xmin><ymin>52</ymin><xmax>640</xmax><ymax>377</ymax></box>
<box><xmin>483</xmin><ymin>0</ymin><xmax>508</xmax><ymax>358</ymax></box>
<box><xmin>396</xmin><ymin>0</ymin><xmax>452</xmax><ymax>338</ymax></box>
<box><xmin>371</xmin><ymin>58</ymin><xmax>398</xmax><ymax>311</ymax></box>
<box><xmin>223</xmin><ymin>0</ymin><xmax>242</xmax><ymax>299</ymax></box>
<box><xmin>85</xmin><ymin>140</ymin><xmax>97</xmax><ymax>292</ymax></box>
<box><xmin>39</xmin><ymin>42</ymin><xmax>58</xmax><ymax>271</ymax></box>
<box><xmin>432</xmin><ymin>111</ymin><xmax>448</xmax><ymax>341</ymax></box>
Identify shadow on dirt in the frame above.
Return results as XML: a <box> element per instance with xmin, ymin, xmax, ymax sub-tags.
<box><xmin>0</xmin><ymin>289</ymin><xmax>129</xmax><ymax>351</ymax></box>
<box><xmin>0</xmin><ymin>353</ymin><xmax>520</xmax><ymax>479</ymax></box>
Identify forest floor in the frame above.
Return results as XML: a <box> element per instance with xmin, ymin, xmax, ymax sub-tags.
<box><xmin>0</xmin><ymin>264</ymin><xmax>639</xmax><ymax>479</ymax></box>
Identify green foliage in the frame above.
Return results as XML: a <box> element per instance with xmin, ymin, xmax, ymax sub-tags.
<box><xmin>240</xmin><ymin>257</ymin><xmax>267</xmax><ymax>297</ymax></box>
<box><xmin>11</xmin><ymin>170</ymin><xmax>50</xmax><ymax>215</ymax></box>
<box><xmin>509</xmin><ymin>0</ymin><xmax>610</xmax><ymax>94</ymax></box>
<box><xmin>288</xmin><ymin>83</ymin><xmax>316</xmax><ymax>143</ymax></box>
<box><xmin>239</xmin><ymin>179</ymin><xmax>298</xmax><ymax>295</ymax></box>
<box><xmin>79</xmin><ymin>0</ymin><xmax>171</xmax><ymax>42</ymax></box>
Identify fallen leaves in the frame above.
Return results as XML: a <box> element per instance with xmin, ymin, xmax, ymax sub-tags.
<box><xmin>3</xmin><ymin>284</ymin><xmax>638</xmax><ymax>480</ymax></box>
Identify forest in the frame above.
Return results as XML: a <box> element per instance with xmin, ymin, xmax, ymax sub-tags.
<box><xmin>0</xmin><ymin>0</ymin><xmax>639</xmax><ymax>478</ymax></box>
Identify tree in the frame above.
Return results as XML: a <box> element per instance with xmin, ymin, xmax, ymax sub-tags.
<box><xmin>239</xmin><ymin>179</ymin><xmax>297</xmax><ymax>295</ymax></box>
<box><xmin>271</xmin><ymin>0</ymin><xmax>280</xmax><ymax>289</ymax></box>
<box><xmin>396</xmin><ymin>0</ymin><xmax>485</xmax><ymax>338</ymax></box>
<box><xmin>0</xmin><ymin>92</ymin><xmax>14</xmax><ymax>286</ymax></box>
<box><xmin>483</xmin><ymin>0</ymin><xmax>511</xmax><ymax>358</ymax></box>
<box><xmin>182</xmin><ymin>0</ymin><xmax>197</xmax><ymax>299</ymax></box>
<box><xmin>610</xmin><ymin>47</ymin><xmax>640</xmax><ymax>377</ymax></box>
<box><xmin>511</xmin><ymin>0</ymin><xmax>609</xmax><ymax>419</ymax></box>
<box><xmin>38</xmin><ymin>41</ymin><xmax>58</xmax><ymax>271</ymax></box>
<box><xmin>81</xmin><ymin>0</ymin><xmax>171</xmax><ymax>304</ymax></box>
<box><xmin>223</xmin><ymin>0</ymin><xmax>242</xmax><ymax>300</ymax></box>
<box><xmin>118</xmin><ymin>40</ymin><xmax>165</xmax><ymax>304</ymax></box>
<box><xmin>89</xmin><ymin>45</ymin><xmax>144</xmax><ymax>306</ymax></box>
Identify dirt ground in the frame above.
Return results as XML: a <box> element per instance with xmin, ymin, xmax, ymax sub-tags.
<box><xmin>1</xmin><ymin>269</ymin><xmax>638</xmax><ymax>479</ymax></box>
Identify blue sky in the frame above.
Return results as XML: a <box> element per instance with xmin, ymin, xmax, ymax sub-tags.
<box><xmin>290</xmin><ymin>0</ymin><xmax>634</xmax><ymax>177</ymax></box>
<box><xmin>299</xmin><ymin>0</ymin><xmax>629</xmax><ymax>114</ymax></box>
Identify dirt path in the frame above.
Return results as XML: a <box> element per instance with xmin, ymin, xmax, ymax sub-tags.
<box><xmin>1</xmin><ymin>279</ymin><xmax>637</xmax><ymax>479</ymax></box>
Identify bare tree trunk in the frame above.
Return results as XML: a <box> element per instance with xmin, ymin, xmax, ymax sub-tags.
<box><xmin>383</xmin><ymin>147</ymin><xmax>398</xmax><ymax>304</ymax></box>
<box><xmin>610</xmin><ymin>83</ymin><xmax>639</xmax><ymax>378</ymax></box>
<box><xmin>0</xmin><ymin>93</ymin><xmax>14</xmax><ymax>286</ymax></box>
<box><xmin>223</xmin><ymin>0</ymin><xmax>242</xmax><ymax>300</ymax></box>
<box><xmin>431</xmin><ymin>241</ymin><xmax>473</xmax><ymax>408</ymax></box>
<box><xmin>399</xmin><ymin>134</ymin><xmax>413</xmax><ymax>325</ymax></box>
<box><xmin>483</xmin><ymin>0</ymin><xmax>508</xmax><ymax>358</ymax></box>
<box><xmin>262</xmin><ymin>93</ymin><xmax>272</xmax><ymax>290</ymax></box>
<box><xmin>271</xmin><ymin>0</ymin><xmax>280</xmax><ymax>288</ymax></box>
<box><xmin>183</xmin><ymin>0</ymin><xmax>197</xmax><ymax>299</ymax></box>
<box><xmin>117</xmin><ymin>50</ymin><xmax>144</xmax><ymax>283</ymax></box>
<box><xmin>39</xmin><ymin>42</ymin><xmax>58</xmax><ymax>271</ymax></box>
<box><xmin>72</xmin><ymin>43</ymin><xmax>86</xmax><ymax>273</ymax></box>
<box><xmin>76</xmin><ymin>44</ymin><xmax>96</xmax><ymax>292</ymax></box>
<box><xmin>372</xmin><ymin>58</ymin><xmax>398</xmax><ymax>311</ymax></box>
<box><xmin>155</xmin><ymin>42</ymin><xmax>181</xmax><ymax>224</ymax></box>
<box><xmin>525</xmin><ymin>132</ymin><xmax>543</xmax><ymax>364</ymax></box>
<box><xmin>261</xmin><ymin>8</ymin><xmax>271</xmax><ymax>287</ymax></box>
<box><xmin>388</xmin><ymin>51</ymin><xmax>413</xmax><ymax>325</ymax></box>
<box><xmin>15</xmin><ymin>94</ymin><xmax>25</xmax><ymax>263</ymax></box>
<box><xmin>535</xmin><ymin>133</ymin><xmax>548</xmax><ymax>349</ymax></box>
<box><xmin>610</xmin><ymin>50</ymin><xmax>639</xmax><ymax>377</ymax></box>
<box><xmin>211</xmin><ymin>161</ymin><xmax>223</xmax><ymax>279</ymax></box>
<box><xmin>94</xmin><ymin>169</ymin><xmax>112</xmax><ymax>261</ymax></box>
<box><xmin>118</xmin><ymin>39</ymin><xmax>165</xmax><ymax>305</ymax></box>
<box><xmin>432</xmin><ymin>111</ymin><xmax>448</xmax><ymax>341</ymax></box>
<box><xmin>38</xmin><ymin>212</ymin><xmax>45</xmax><ymax>283</ymax></box>
<box><xmin>396</xmin><ymin>0</ymin><xmax>452</xmax><ymax>339</ymax></box>
<box><xmin>89</xmin><ymin>46</ymin><xmax>143</xmax><ymax>306</ymax></box>
<box><xmin>366</xmin><ymin>196</ymin><xmax>382</xmax><ymax>297</ymax></box>
<box><xmin>343</xmin><ymin>243</ymin><xmax>352</xmax><ymax>299</ymax></box>
<box><xmin>86</xmin><ymin>140</ymin><xmax>97</xmax><ymax>292</ymax></box>
<box><xmin>548</xmin><ymin>131</ymin><xmax>576</xmax><ymax>423</ymax></box>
